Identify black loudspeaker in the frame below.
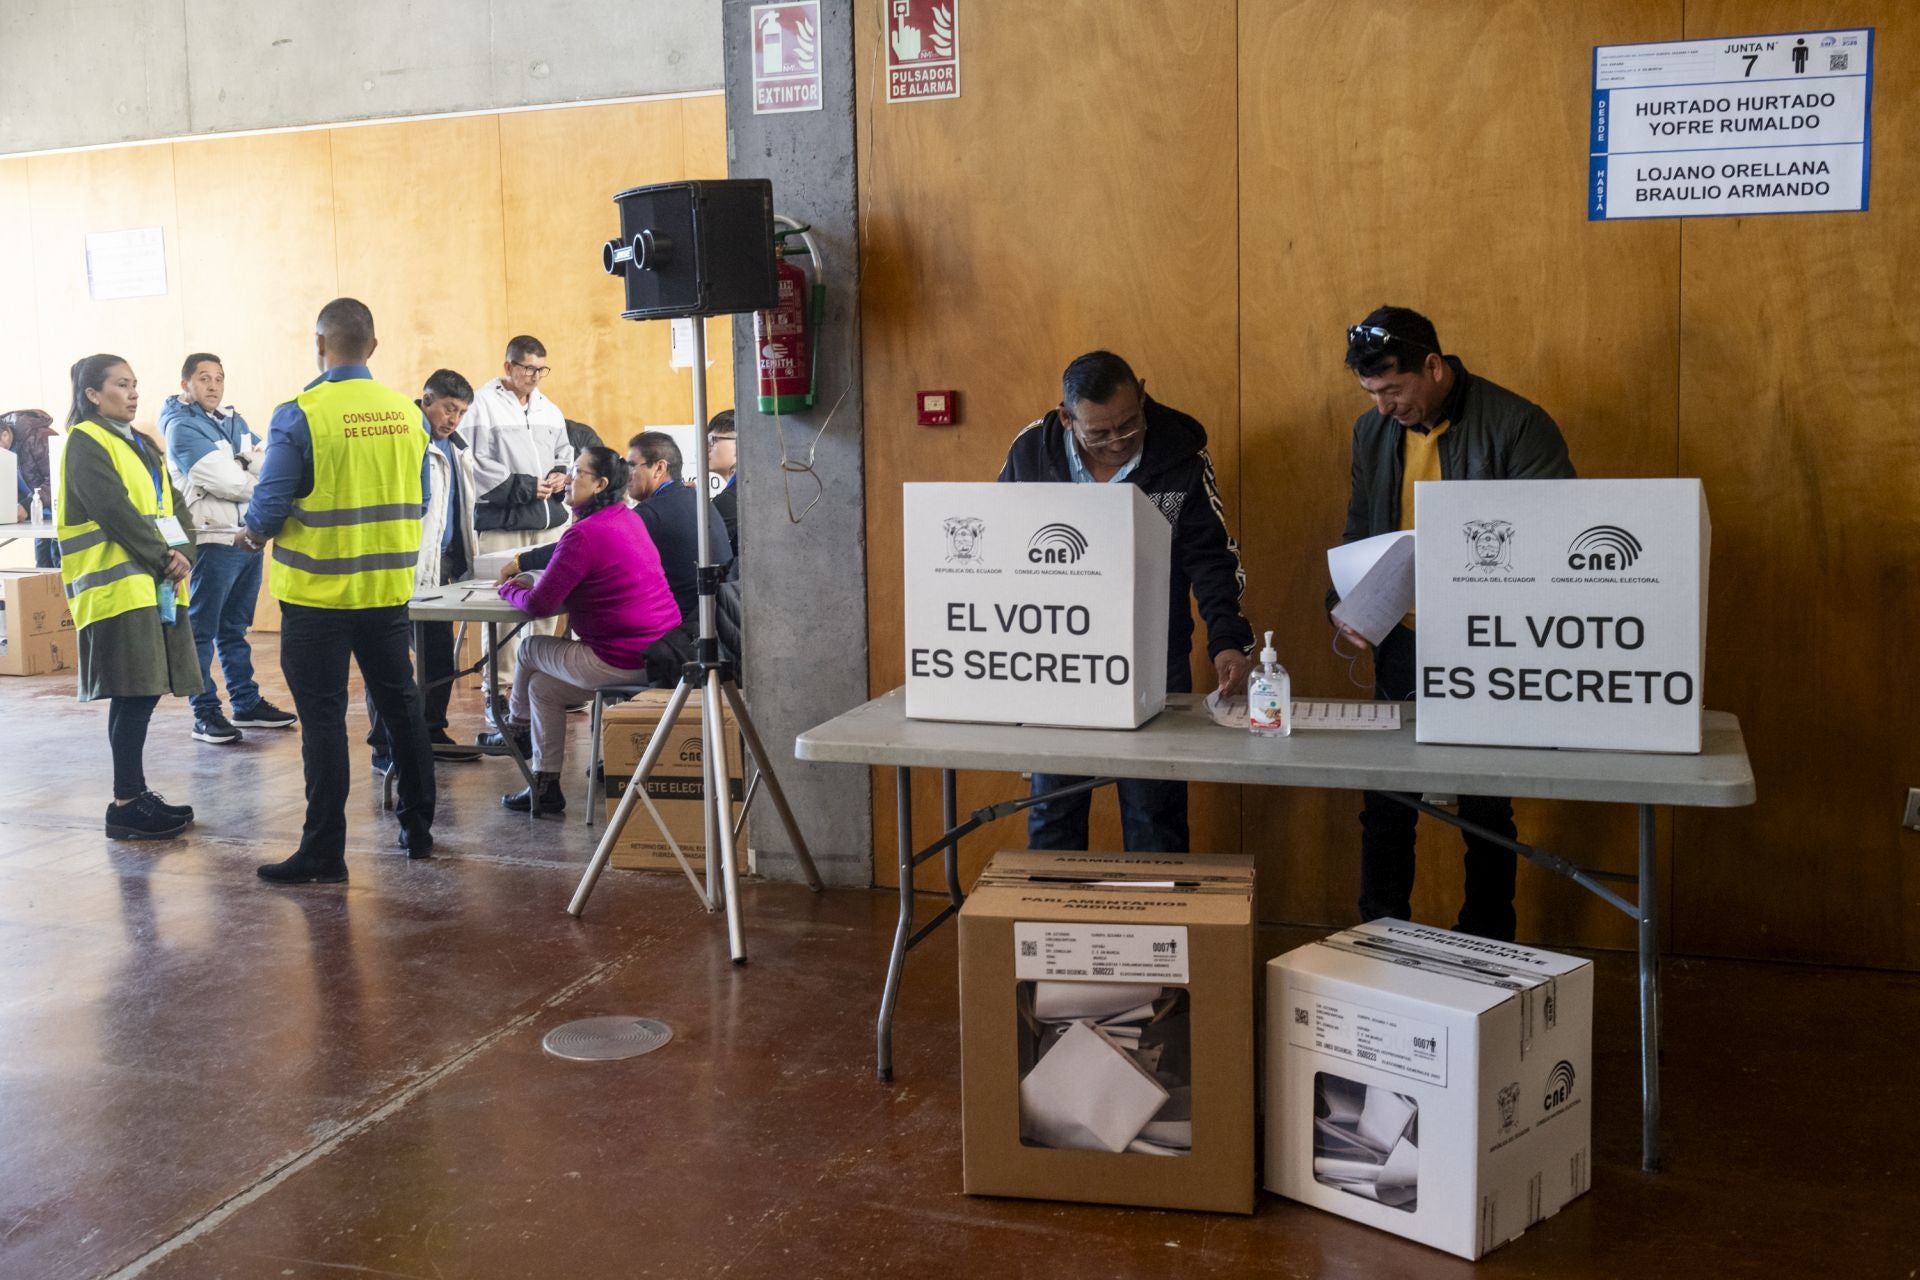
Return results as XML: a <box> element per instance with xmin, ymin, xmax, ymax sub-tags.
<box><xmin>602</xmin><ymin>179</ymin><xmax>778</xmax><ymax>320</ymax></box>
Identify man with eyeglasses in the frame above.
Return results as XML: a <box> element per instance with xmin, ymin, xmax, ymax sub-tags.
<box><xmin>462</xmin><ymin>334</ymin><xmax>575</xmax><ymax>558</ymax></box>
<box><xmin>1332</xmin><ymin>305</ymin><xmax>1574</xmax><ymax>941</ymax></box>
<box><xmin>997</xmin><ymin>349</ymin><xmax>1255</xmax><ymax>852</ymax></box>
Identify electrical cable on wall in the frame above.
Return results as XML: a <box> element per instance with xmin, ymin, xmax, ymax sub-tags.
<box><xmin>764</xmin><ymin>214</ymin><xmax>845</xmax><ymax>526</ymax></box>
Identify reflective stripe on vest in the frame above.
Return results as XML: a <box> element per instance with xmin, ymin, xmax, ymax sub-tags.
<box><xmin>56</xmin><ymin>420</ymin><xmax>189</xmax><ymax>631</ymax></box>
<box><xmin>269</xmin><ymin>377</ymin><xmax>426</xmax><ymax>610</ymax></box>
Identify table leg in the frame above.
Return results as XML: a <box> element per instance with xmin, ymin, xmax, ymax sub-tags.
<box><xmin>942</xmin><ymin>769</ymin><xmax>962</xmax><ymax>908</ymax></box>
<box><xmin>877</xmin><ymin>766</ymin><xmax>914</xmax><ymax>1082</ymax></box>
<box><xmin>1638</xmin><ymin>803</ymin><xmax>1663</xmax><ymax>1173</ymax></box>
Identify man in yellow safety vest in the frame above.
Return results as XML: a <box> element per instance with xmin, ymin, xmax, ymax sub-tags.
<box><xmin>237</xmin><ymin>298</ymin><xmax>436</xmax><ymax>883</ymax></box>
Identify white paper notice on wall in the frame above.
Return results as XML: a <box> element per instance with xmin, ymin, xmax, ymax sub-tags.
<box><xmin>1589</xmin><ymin>28</ymin><xmax>1874</xmax><ymax>220</ymax></box>
<box><xmin>1015</xmin><ymin>922</ymin><xmax>1190</xmax><ymax>985</ymax></box>
<box><xmin>85</xmin><ymin>228</ymin><xmax>168</xmax><ymax>300</ymax></box>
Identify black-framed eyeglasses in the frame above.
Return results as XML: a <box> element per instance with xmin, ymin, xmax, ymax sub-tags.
<box><xmin>1346</xmin><ymin>324</ymin><xmax>1435</xmax><ymax>354</ymax></box>
<box><xmin>511</xmin><ymin>362</ymin><xmax>552</xmax><ymax>379</ymax></box>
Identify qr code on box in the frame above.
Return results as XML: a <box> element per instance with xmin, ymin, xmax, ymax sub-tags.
<box><xmin>1830</xmin><ymin>53</ymin><xmax>1849</xmax><ymax>71</ymax></box>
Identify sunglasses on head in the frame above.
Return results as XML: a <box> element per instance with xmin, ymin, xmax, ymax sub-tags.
<box><xmin>1346</xmin><ymin>324</ymin><xmax>1436</xmax><ymax>354</ymax></box>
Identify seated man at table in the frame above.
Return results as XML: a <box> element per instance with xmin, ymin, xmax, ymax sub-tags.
<box><xmin>997</xmin><ymin>350</ymin><xmax>1254</xmax><ymax>852</ymax></box>
<box><xmin>1329</xmin><ymin>306</ymin><xmax>1575</xmax><ymax>941</ymax></box>
<box><xmin>486</xmin><ymin>447</ymin><xmax>680</xmax><ymax>812</ymax></box>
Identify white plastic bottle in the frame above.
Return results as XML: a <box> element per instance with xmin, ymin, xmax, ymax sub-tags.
<box><xmin>1247</xmin><ymin>630</ymin><xmax>1291</xmax><ymax>737</ymax></box>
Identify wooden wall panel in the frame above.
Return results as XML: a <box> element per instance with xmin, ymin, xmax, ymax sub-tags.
<box><xmin>0</xmin><ymin>161</ymin><xmax>44</xmax><ymax>418</ymax></box>
<box><xmin>329</xmin><ymin>116</ymin><xmax>508</xmax><ymax>400</ymax></box>
<box><xmin>1673</xmin><ymin>1</ymin><xmax>1920</xmax><ymax>968</ymax></box>
<box><xmin>857</xmin><ymin>0</ymin><xmax>1243</xmax><ymax>890</ymax></box>
<box><xmin>499</xmin><ymin>99</ymin><xmax>733</xmax><ymax>447</ymax></box>
<box><xmin>1235</xmin><ymin>0</ymin><xmax>1685</xmax><ymax>949</ymax></box>
<box><xmin>26</xmin><ymin>146</ymin><xmax>188</xmax><ymax>438</ymax></box>
<box><xmin>172</xmin><ymin>131</ymin><xmax>340</xmax><ymax>433</ymax></box>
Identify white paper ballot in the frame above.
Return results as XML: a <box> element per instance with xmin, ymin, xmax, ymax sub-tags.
<box><xmin>1205</xmin><ymin>693</ymin><xmax>1401</xmax><ymax>732</ymax></box>
<box><xmin>1328</xmin><ymin>530</ymin><xmax>1413</xmax><ymax>601</ymax></box>
<box><xmin>1330</xmin><ymin>532</ymin><xmax>1416</xmax><ymax>647</ymax></box>
<box><xmin>1019</xmin><ymin>1021</ymin><xmax>1170</xmax><ymax>1153</ymax></box>
<box><xmin>1032</xmin><ymin>982</ymin><xmax>1164</xmax><ymax>1021</ymax></box>
<box><xmin>1358</xmin><ymin>1086</ymin><xmax>1418</xmax><ymax>1153</ymax></box>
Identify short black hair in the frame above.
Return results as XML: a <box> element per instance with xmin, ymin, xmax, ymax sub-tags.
<box><xmin>316</xmin><ymin>298</ymin><xmax>377</xmax><ymax>362</ymax></box>
<box><xmin>1061</xmin><ymin>350</ymin><xmax>1139</xmax><ymax>410</ymax></box>
<box><xmin>181</xmin><ymin>352</ymin><xmax>221</xmax><ymax>382</ymax></box>
<box><xmin>505</xmin><ymin>335</ymin><xmax>547</xmax><ymax>364</ymax></box>
<box><xmin>422</xmin><ymin>368</ymin><xmax>474</xmax><ymax>403</ymax></box>
<box><xmin>629</xmin><ymin>430</ymin><xmax>682</xmax><ymax>480</ymax></box>
<box><xmin>1344</xmin><ymin>306</ymin><xmax>1442</xmax><ymax>378</ymax></box>
<box><xmin>706</xmin><ymin>408</ymin><xmax>735</xmax><ymax>438</ymax></box>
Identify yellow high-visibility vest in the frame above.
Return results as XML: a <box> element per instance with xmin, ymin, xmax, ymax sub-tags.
<box><xmin>271</xmin><ymin>377</ymin><xmax>427</xmax><ymax>609</ymax></box>
<box><xmin>57</xmin><ymin>420</ymin><xmax>190</xmax><ymax>630</ymax></box>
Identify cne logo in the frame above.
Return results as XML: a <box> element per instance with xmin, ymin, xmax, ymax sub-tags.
<box><xmin>1566</xmin><ymin>525</ymin><xmax>1642</xmax><ymax>572</ymax></box>
<box><xmin>1027</xmin><ymin>522</ymin><xmax>1089</xmax><ymax>565</ymax></box>
<box><xmin>1543</xmin><ymin>1060</ymin><xmax>1577</xmax><ymax>1111</ymax></box>
<box><xmin>676</xmin><ymin>736</ymin><xmax>704</xmax><ymax>765</ymax></box>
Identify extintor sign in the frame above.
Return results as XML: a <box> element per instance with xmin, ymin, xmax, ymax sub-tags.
<box><xmin>751</xmin><ymin>3</ymin><xmax>823</xmax><ymax>114</ymax></box>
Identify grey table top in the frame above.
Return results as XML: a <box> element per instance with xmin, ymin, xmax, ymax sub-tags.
<box><xmin>408</xmin><ymin>580</ymin><xmax>528</xmax><ymax>623</ymax></box>
<box><xmin>796</xmin><ymin>688</ymin><xmax>1756</xmax><ymax>807</ymax></box>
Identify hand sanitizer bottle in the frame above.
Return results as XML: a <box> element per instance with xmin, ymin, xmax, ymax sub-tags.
<box><xmin>1247</xmin><ymin>630</ymin><xmax>1290</xmax><ymax>737</ymax></box>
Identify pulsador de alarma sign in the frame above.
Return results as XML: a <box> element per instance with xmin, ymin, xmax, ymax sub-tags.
<box><xmin>1414</xmin><ymin>480</ymin><xmax>1709</xmax><ymax>753</ymax></box>
<box><xmin>903</xmin><ymin>483</ymin><xmax>1169</xmax><ymax>729</ymax></box>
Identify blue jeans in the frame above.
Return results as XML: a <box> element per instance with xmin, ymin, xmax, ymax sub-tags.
<box><xmin>188</xmin><ymin>543</ymin><xmax>262</xmax><ymax>716</ymax></box>
<box><xmin>1026</xmin><ymin>773</ymin><xmax>1190</xmax><ymax>852</ymax></box>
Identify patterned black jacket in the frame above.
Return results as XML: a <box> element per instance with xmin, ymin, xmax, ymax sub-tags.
<box><xmin>998</xmin><ymin>397</ymin><xmax>1253</xmax><ymax>693</ymax></box>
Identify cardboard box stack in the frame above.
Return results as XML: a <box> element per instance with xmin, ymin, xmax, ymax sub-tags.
<box><xmin>958</xmin><ymin>851</ymin><xmax>1256</xmax><ymax>1214</ymax></box>
<box><xmin>1265</xmin><ymin>919</ymin><xmax>1593</xmax><ymax>1259</ymax></box>
<box><xmin>600</xmin><ymin>690</ymin><xmax>748</xmax><ymax>872</ymax></box>
<box><xmin>0</xmin><ymin>568</ymin><xmax>77</xmax><ymax>676</ymax></box>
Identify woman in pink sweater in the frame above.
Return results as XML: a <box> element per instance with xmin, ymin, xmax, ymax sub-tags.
<box><xmin>492</xmin><ymin>447</ymin><xmax>680</xmax><ymax>812</ymax></box>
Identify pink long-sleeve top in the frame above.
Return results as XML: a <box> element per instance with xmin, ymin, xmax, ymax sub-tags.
<box><xmin>497</xmin><ymin>502</ymin><xmax>680</xmax><ymax>670</ymax></box>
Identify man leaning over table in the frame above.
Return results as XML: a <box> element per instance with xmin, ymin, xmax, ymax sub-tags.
<box><xmin>997</xmin><ymin>350</ymin><xmax>1254</xmax><ymax>853</ymax></box>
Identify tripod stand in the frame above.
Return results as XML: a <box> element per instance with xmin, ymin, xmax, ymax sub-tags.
<box><xmin>566</xmin><ymin>317</ymin><xmax>821</xmax><ymax>961</ymax></box>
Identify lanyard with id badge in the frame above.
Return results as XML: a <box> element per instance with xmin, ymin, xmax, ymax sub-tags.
<box><xmin>147</xmin><ymin>459</ymin><xmax>189</xmax><ymax>625</ymax></box>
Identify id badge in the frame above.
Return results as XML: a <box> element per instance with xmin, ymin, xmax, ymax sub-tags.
<box><xmin>154</xmin><ymin>515</ymin><xmax>189</xmax><ymax>547</ymax></box>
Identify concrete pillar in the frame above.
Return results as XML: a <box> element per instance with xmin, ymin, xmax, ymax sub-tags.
<box><xmin>722</xmin><ymin>0</ymin><xmax>871</xmax><ymax>887</ymax></box>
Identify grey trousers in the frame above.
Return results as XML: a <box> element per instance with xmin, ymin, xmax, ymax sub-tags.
<box><xmin>507</xmin><ymin>634</ymin><xmax>647</xmax><ymax>773</ymax></box>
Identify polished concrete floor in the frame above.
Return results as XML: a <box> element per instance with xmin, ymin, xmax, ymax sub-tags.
<box><xmin>0</xmin><ymin>642</ymin><xmax>1914</xmax><ymax>1278</ymax></box>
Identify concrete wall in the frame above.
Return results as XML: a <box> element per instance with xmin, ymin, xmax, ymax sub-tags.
<box><xmin>0</xmin><ymin>0</ymin><xmax>721</xmax><ymax>156</ymax></box>
<box><xmin>724</xmin><ymin>0</ymin><xmax>871</xmax><ymax>887</ymax></box>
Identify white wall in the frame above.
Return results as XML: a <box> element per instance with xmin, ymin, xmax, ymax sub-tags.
<box><xmin>0</xmin><ymin>0</ymin><xmax>722</xmax><ymax>155</ymax></box>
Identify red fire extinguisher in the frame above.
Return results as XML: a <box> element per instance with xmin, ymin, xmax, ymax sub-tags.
<box><xmin>755</xmin><ymin>224</ymin><xmax>823</xmax><ymax>413</ymax></box>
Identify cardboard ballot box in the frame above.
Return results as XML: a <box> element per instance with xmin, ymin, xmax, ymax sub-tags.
<box><xmin>1414</xmin><ymin>478</ymin><xmax>1709</xmax><ymax>752</ymax></box>
<box><xmin>1265</xmin><ymin>920</ymin><xmax>1593</xmax><ymax>1260</ymax></box>
<box><xmin>0</xmin><ymin>569</ymin><xmax>77</xmax><ymax>676</ymax></box>
<box><xmin>959</xmin><ymin>851</ymin><xmax>1255</xmax><ymax>1214</ymax></box>
<box><xmin>903</xmin><ymin>482</ymin><xmax>1170</xmax><ymax>729</ymax></box>
<box><xmin>600</xmin><ymin>691</ymin><xmax>748</xmax><ymax>873</ymax></box>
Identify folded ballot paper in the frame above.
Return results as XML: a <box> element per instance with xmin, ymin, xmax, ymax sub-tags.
<box><xmin>959</xmin><ymin>851</ymin><xmax>1255</xmax><ymax>1214</ymax></box>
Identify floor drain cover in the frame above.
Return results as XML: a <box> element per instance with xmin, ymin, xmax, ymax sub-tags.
<box><xmin>542</xmin><ymin>1016</ymin><xmax>673</xmax><ymax>1062</ymax></box>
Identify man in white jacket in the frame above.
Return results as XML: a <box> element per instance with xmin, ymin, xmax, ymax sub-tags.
<box><xmin>462</xmin><ymin>335</ymin><xmax>573</xmax><ymax>555</ymax></box>
<box><xmin>160</xmin><ymin>353</ymin><xmax>298</xmax><ymax>744</ymax></box>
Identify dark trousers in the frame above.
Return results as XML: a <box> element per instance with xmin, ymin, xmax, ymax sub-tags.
<box><xmin>1026</xmin><ymin>665</ymin><xmax>1191</xmax><ymax>854</ymax></box>
<box><xmin>107</xmin><ymin>694</ymin><xmax>160</xmax><ymax>800</ymax></box>
<box><xmin>187</xmin><ymin>543</ymin><xmax>262</xmax><ymax>717</ymax></box>
<box><xmin>368</xmin><ymin>622</ymin><xmax>455</xmax><ymax>755</ymax></box>
<box><xmin>282</xmin><ymin>601</ymin><xmax>435</xmax><ymax>863</ymax></box>
<box><xmin>1360</xmin><ymin>626</ymin><xmax>1518</xmax><ymax>940</ymax></box>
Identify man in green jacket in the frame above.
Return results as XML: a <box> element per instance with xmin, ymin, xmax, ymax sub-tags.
<box><xmin>1330</xmin><ymin>306</ymin><xmax>1575</xmax><ymax>941</ymax></box>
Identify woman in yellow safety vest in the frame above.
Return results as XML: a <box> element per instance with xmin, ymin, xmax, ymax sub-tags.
<box><xmin>57</xmin><ymin>355</ymin><xmax>204</xmax><ymax>840</ymax></box>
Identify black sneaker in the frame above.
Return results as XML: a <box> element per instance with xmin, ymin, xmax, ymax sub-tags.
<box><xmin>192</xmin><ymin>711</ymin><xmax>243</xmax><ymax>745</ymax></box>
<box><xmin>397</xmin><ymin>830</ymin><xmax>434</xmax><ymax>859</ymax></box>
<box><xmin>476</xmin><ymin>725</ymin><xmax>532</xmax><ymax>758</ymax></box>
<box><xmin>141</xmin><ymin>791</ymin><xmax>195</xmax><ymax>824</ymax></box>
<box><xmin>430</xmin><ymin>731</ymin><xmax>481</xmax><ymax>762</ymax></box>
<box><xmin>256</xmin><ymin>853</ymin><xmax>349</xmax><ymax>885</ymax></box>
<box><xmin>105</xmin><ymin>795</ymin><xmax>189</xmax><ymax>841</ymax></box>
<box><xmin>231</xmin><ymin>698</ymin><xmax>297</xmax><ymax>729</ymax></box>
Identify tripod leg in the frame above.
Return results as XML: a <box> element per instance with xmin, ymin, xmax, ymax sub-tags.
<box><xmin>719</xmin><ymin>680</ymin><xmax>824</xmax><ymax>891</ymax></box>
<box><xmin>566</xmin><ymin>677</ymin><xmax>696</xmax><ymax>917</ymax></box>
<box><xmin>706</xmin><ymin>671</ymin><xmax>747</xmax><ymax>964</ymax></box>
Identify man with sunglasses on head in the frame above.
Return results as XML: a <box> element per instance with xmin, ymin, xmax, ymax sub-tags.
<box><xmin>998</xmin><ymin>350</ymin><xmax>1254</xmax><ymax>852</ymax></box>
<box><xmin>1332</xmin><ymin>306</ymin><xmax>1574</xmax><ymax>942</ymax></box>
